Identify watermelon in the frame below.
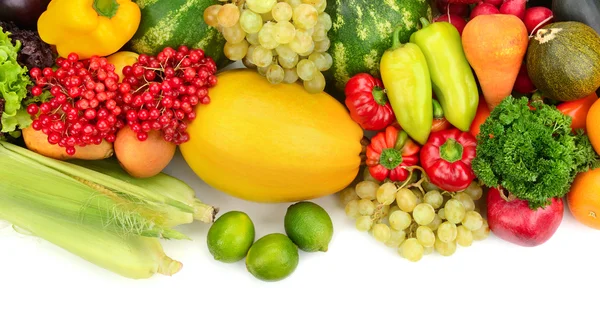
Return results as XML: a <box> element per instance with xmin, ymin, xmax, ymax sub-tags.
<box><xmin>127</xmin><ymin>0</ymin><xmax>229</xmax><ymax>69</ymax></box>
<box><xmin>324</xmin><ymin>0</ymin><xmax>432</xmax><ymax>99</ymax></box>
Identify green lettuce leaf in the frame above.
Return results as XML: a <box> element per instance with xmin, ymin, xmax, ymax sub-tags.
<box><xmin>0</xmin><ymin>27</ymin><xmax>32</xmax><ymax>133</ymax></box>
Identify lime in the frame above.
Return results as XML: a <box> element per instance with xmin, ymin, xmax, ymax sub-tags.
<box><xmin>284</xmin><ymin>201</ymin><xmax>333</xmax><ymax>252</ymax></box>
<box><xmin>207</xmin><ymin>211</ymin><xmax>255</xmax><ymax>263</ymax></box>
<box><xmin>246</xmin><ymin>233</ymin><xmax>299</xmax><ymax>282</ymax></box>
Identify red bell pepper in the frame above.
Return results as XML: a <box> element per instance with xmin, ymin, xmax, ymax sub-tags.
<box><xmin>556</xmin><ymin>93</ymin><xmax>599</xmax><ymax>132</ymax></box>
<box><xmin>366</xmin><ymin>126</ymin><xmax>420</xmax><ymax>182</ymax></box>
<box><xmin>344</xmin><ymin>73</ymin><xmax>395</xmax><ymax>131</ymax></box>
<box><xmin>420</xmin><ymin>128</ymin><xmax>477</xmax><ymax>192</ymax></box>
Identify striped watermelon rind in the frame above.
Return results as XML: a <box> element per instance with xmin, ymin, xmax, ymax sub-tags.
<box><xmin>324</xmin><ymin>0</ymin><xmax>432</xmax><ymax>100</ymax></box>
<box><xmin>127</xmin><ymin>0</ymin><xmax>229</xmax><ymax>69</ymax></box>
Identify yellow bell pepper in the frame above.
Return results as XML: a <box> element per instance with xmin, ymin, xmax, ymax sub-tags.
<box><xmin>37</xmin><ymin>0</ymin><xmax>141</xmax><ymax>59</ymax></box>
<box><xmin>106</xmin><ymin>51</ymin><xmax>139</xmax><ymax>82</ymax></box>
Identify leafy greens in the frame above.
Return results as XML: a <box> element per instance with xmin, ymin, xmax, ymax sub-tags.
<box><xmin>472</xmin><ymin>96</ymin><xmax>600</xmax><ymax>209</ymax></box>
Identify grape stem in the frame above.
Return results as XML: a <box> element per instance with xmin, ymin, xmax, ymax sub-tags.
<box><xmin>395</xmin><ymin>165</ymin><xmax>428</xmax><ymax>195</ymax></box>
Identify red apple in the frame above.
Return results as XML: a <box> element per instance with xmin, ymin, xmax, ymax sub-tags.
<box><xmin>487</xmin><ymin>188</ymin><xmax>564</xmax><ymax>247</ymax></box>
<box><xmin>434</xmin><ymin>14</ymin><xmax>468</xmax><ymax>35</ymax></box>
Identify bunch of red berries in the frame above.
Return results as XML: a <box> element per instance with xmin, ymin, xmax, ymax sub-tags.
<box><xmin>28</xmin><ymin>53</ymin><xmax>125</xmax><ymax>155</ymax></box>
<box><xmin>119</xmin><ymin>45</ymin><xmax>218</xmax><ymax>144</ymax></box>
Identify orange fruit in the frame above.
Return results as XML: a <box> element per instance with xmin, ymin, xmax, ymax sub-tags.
<box><xmin>586</xmin><ymin>98</ymin><xmax>600</xmax><ymax>154</ymax></box>
<box><xmin>567</xmin><ymin>168</ymin><xmax>600</xmax><ymax>229</ymax></box>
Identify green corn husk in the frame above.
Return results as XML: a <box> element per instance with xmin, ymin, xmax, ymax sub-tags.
<box><xmin>0</xmin><ymin>197</ymin><xmax>182</xmax><ymax>279</ymax></box>
<box><xmin>0</xmin><ymin>141</ymin><xmax>218</xmax><ymax>239</ymax></box>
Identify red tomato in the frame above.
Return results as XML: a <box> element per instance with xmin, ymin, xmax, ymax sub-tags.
<box><xmin>556</xmin><ymin>93</ymin><xmax>599</xmax><ymax>132</ymax></box>
<box><xmin>469</xmin><ymin>97</ymin><xmax>491</xmax><ymax>137</ymax></box>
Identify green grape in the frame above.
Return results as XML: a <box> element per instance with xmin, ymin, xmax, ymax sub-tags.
<box><xmin>416</xmin><ymin>226</ymin><xmax>435</xmax><ymax>248</ymax></box>
<box><xmin>339</xmin><ymin>186</ymin><xmax>359</xmax><ymax>206</ymax></box>
<box><xmin>454</xmin><ymin>192</ymin><xmax>475</xmax><ymax>212</ymax></box>
<box><xmin>423</xmin><ymin>190</ymin><xmax>444</xmax><ymax>209</ymax></box>
<box><xmin>315</xmin><ymin>0</ymin><xmax>327</xmax><ymax>13</ymax></box>
<box><xmin>308</xmin><ymin>52</ymin><xmax>332</xmax><ymax>71</ymax></box>
<box><xmin>355</xmin><ymin>181</ymin><xmax>379</xmax><ymax>200</ymax></box>
<box><xmin>285</xmin><ymin>0</ymin><xmax>302</xmax><ymax>8</ymax></box>
<box><xmin>422</xmin><ymin>181</ymin><xmax>441</xmax><ymax>192</ymax></box>
<box><xmin>399</xmin><ymin>238</ymin><xmax>424</xmax><ymax>262</ymax></box>
<box><xmin>224</xmin><ymin>40</ymin><xmax>249</xmax><ymax>61</ymax></box>
<box><xmin>288</xmin><ymin>29</ymin><xmax>314</xmax><ymax>54</ymax></box>
<box><xmin>376</xmin><ymin>182</ymin><xmax>397</xmax><ymax>205</ymax></box>
<box><xmin>203</xmin><ymin>5</ymin><xmax>222</xmax><ymax>27</ymax></box>
<box><xmin>380</xmin><ymin>204</ymin><xmax>390</xmax><ymax>220</ymax></box>
<box><xmin>345</xmin><ymin>199</ymin><xmax>360</xmax><ymax>219</ymax></box>
<box><xmin>434</xmin><ymin>239</ymin><xmax>457</xmax><ymax>256</ymax></box>
<box><xmin>465</xmin><ymin>181</ymin><xmax>483</xmax><ymax>201</ymax></box>
<box><xmin>456</xmin><ymin>225</ymin><xmax>473</xmax><ymax>247</ymax></box>
<box><xmin>222</xmin><ymin>22</ymin><xmax>247</xmax><ymax>43</ymax></box>
<box><xmin>462</xmin><ymin>211</ymin><xmax>484</xmax><ymax>231</ymax></box>
<box><xmin>274</xmin><ymin>21</ymin><xmax>296</xmax><ymax>44</ymax></box>
<box><xmin>358</xmin><ymin>199</ymin><xmax>375</xmax><ymax>216</ymax></box>
<box><xmin>242</xmin><ymin>57</ymin><xmax>256</xmax><ymax>69</ymax></box>
<box><xmin>311</xmin><ymin>22</ymin><xmax>327</xmax><ymax>41</ymax></box>
<box><xmin>423</xmin><ymin>246</ymin><xmax>433</xmax><ymax>255</ymax></box>
<box><xmin>217</xmin><ymin>3</ymin><xmax>240</xmax><ymax>28</ymax></box>
<box><xmin>252</xmin><ymin>45</ymin><xmax>274</xmax><ymax>67</ymax></box>
<box><xmin>388</xmin><ymin>210</ymin><xmax>412</xmax><ymax>231</ymax></box>
<box><xmin>356</xmin><ymin>216</ymin><xmax>373</xmax><ymax>232</ymax></box>
<box><xmin>363</xmin><ymin>167</ymin><xmax>381</xmax><ymax>183</ymax></box>
<box><xmin>372</xmin><ymin>223</ymin><xmax>391</xmax><ymax>243</ymax></box>
<box><xmin>283</xmin><ymin>68</ymin><xmax>299</xmax><ymax>83</ymax></box>
<box><xmin>317</xmin><ymin>12</ymin><xmax>332</xmax><ymax>31</ymax></box>
<box><xmin>258</xmin><ymin>22</ymin><xmax>279</xmax><ymax>49</ymax></box>
<box><xmin>261</xmin><ymin>10</ymin><xmax>275</xmax><ymax>21</ymax></box>
<box><xmin>246</xmin><ymin>0</ymin><xmax>277</xmax><ymax>14</ymax></box>
<box><xmin>257</xmin><ymin>65</ymin><xmax>269</xmax><ymax>76</ymax></box>
<box><xmin>292</xmin><ymin>4</ymin><xmax>318</xmax><ymax>29</ymax></box>
<box><xmin>427</xmin><ymin>214</ymin><xmax>443</xmax><ymax>231</ymax></box>
<box><xmin>296</xmin><ymin>59</ymin><xmax>317</xmax><ymax>81</ymax></box>
<box><xmin>247</xmin><ymin>32</ymin><xmax>260</xmax><ymax>45</ymax></box>
<box><xmin>301</xmin><ymin>0</ymin><xmax>321</xmax><ymax>4</ymax></box>
<box><xmin>303</xmin><ymin>71</ymin><xmax>326</xmax><ymax>93</ymax></box>
<box><xmin>385</xmin><ymin>230</ymin><xmax>406</xmax><ymax>248</ymax></box>
<box><xmin>272</xmin><ymin>2</ymin><xmax>293</xmax><ymax>22</ymax></box>
<box><xmin>396</xmin><ymin>188</ymin><xmax>418</xmax><ymax>213</ymax></box>
<box><xmin>438</xmin><ymin>208</ymin><xmax>446</xmax><ymax>220</ymax></box>
<box><xmin>240</xmin><ymin>9</ymin><xmax>263</xmax><ymax>34</ymax></box>
<box><xmin>412</xmin><ymin>188</ymin><xmax>424</xmax><ymax>205</ymax></box>
<box><xmin>266</xmin><ymin>64</ymin><xmax>285</xmax><ymax>84</ymax></box>
<box><xmin>298</xmin><ymin>43</ymin><xmax>316</xmax><ymax>57</ymax></box>
<box><xmin>444</xmin><ymin>199</ymin><xmax>466</xmax><ymax>224</ymax></box>
<box><xmin>437</xmin><ymin>221</ymin><xmax>457</xmax><ymax>243</ymax></box>
<box><xmin>278</xmin><ymin>54</ymin><xmax>299</xmax><ymax>69</ymax></box>
<box><xmin>413</xmin><ymin>203</ymin><xmax>436</xmax><ymax>225</ymax></box>
<box><xmin>472</xmin><ymin>220</ymin><xmax>490</xmax><ymax>240</ymax></box>
<box><xmin>275</xmin><ymin>44</ymin><xmax>295</xmax><ymax>58</ymax></box>
<box><xmin>314</xmin><ymin>38</ymin><xmax>330</xmax><ymax>52</ymax></box>
<box><xmin>388</xmin><ymin>205</ymin><xmax>400</xmax><ymax>216</ymax></box>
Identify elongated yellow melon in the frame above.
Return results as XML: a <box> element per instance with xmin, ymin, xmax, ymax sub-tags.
<box><xmin>180</xmin><ymin>69</ymin><xmax>363</xmax><ymax>203</ymax></box>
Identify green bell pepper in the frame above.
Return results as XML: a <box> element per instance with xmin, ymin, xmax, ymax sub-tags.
<box><xmin>409</xmin><ymin>18</ymin><xmax>479</xmax><ymax>132</ymax></box>
<box><xmin>380</xmin><ymin>27</ymin><xmax>433</xmax><ymax>145</ymax></box>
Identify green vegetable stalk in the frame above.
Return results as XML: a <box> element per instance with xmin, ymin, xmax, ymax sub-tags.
<box><xmin>0</xmin><ymin>27</ymin><xmax>32</xmax><ymax>139</ymax></box>
<box><xmin>472</xmin><ymin>96</ymin><xmax>600</xmax><ymax>209</ymax></box>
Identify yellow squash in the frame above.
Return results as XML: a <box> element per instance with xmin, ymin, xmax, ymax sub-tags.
<box><xmin>180</xmin><ymin>69</ymin><xmax>363</xmax><ymax>203</ymax></box>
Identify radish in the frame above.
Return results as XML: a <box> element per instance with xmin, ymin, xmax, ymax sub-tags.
<box><xmin>524</xmin><ymin>6</ymin><xmax>553</xmax><ymax>34</ymax></box>
<box><xmin>499</xmin><ymin>0</ymin><xmax>527</xmax><ymax>21</ymax></box>
<box><xmin>513</xmin><ymin>63</ymin><xmax>536</xmax><ymax>94</ymax></box>
<box><xmin>482</xmin><ymin>0</ymin><xmax>503</xmax><ymax>7</ymax></box>
<box><xmin>487</xmin><ymin>188</ymin><xmax>563</xmax><ymax>247</ymax></box>
<box><xmin>434</xmin><ymin>14</ymin><xmax>467</xmax><ymax>35</ymax></box>
<box><xmin>435</xmin><ymin>0</ymin><xmax>470</xmax><ymax>17</ymax></box>
<box><xmin>470</xmin><ymin>3</ymin><xmax>500</xmax><ymax>20</ymax></box>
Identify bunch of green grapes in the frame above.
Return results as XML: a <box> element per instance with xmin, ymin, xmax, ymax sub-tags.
<box><xmin>203</xmin><ymin>0</ymin><xmax>333</xmax><ymax>93</ymax></box>
<box><xmin>339</xmin><ymin>169</ymin><xmax>490</xmax><ymax>262</ymax></box>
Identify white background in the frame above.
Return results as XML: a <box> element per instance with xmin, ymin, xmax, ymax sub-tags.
<box><xmin>1</xmin><ymin>151</ymin><xmax>600</xmax><ymax>330</ymax></box>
